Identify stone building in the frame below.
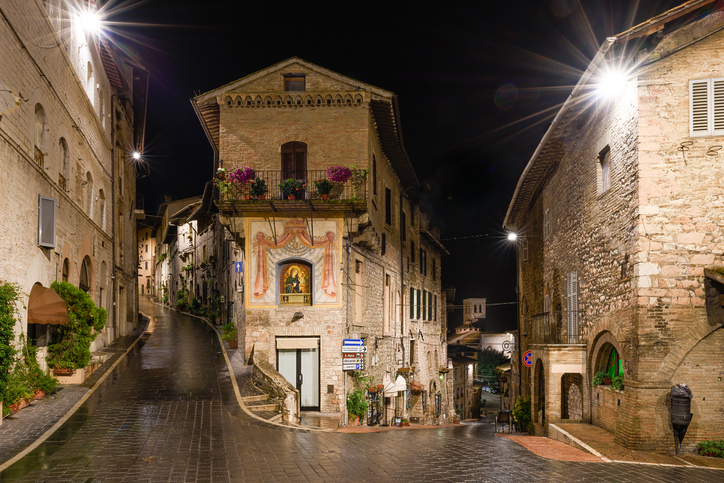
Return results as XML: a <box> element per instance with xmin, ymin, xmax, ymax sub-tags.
<box><xmin>191</xmin><ymin>58</ymin><xmax>450</xmax><ymax>424</ymax></box>
<box><xmin>504</xmin><ymin>0</ymin><xmax>724</xmax><ymax>452</ymax></box>
<box><xmin>0</xmin><ymin>1</ymin><xmax>147</xmax><ymax>359</ymax></box>
<box><xmin>138</xmin><ymin>226</ymin><xmax>154</xmax><ymax>296</ymax></box>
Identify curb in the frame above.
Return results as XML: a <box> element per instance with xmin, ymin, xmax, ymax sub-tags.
<box><xmin>0</xmin><ymin>319</ymin><xmax>149</xmax><ymax>472</ymax></box>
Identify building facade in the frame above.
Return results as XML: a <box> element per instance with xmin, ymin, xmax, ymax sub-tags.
<box><xmin>504</xmin><ymin>0</ymin><xmax>724</xmax><ymax>452</ymax></box>
<box><xmin>192</xmin><ymin>58</ymin><xmax>450</xmax><ymax>423</ymax></box>
<box><xmin>138</xmin><ymin>226</ymin><xmax>154</xmax><ymax>296</ymax></box>
<box><xmin>0</xmin><ymin>0</ymin><xmax>147</xmax><ymax>360</ymax></box>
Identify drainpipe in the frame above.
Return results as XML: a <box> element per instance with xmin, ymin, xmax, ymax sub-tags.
<box><xmin>110</xmin><ymin>93</ymin><xmax>121</xmax><ymax>342</ymax></box>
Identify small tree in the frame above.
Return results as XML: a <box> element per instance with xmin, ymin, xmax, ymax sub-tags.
<box><xmin>478</xmin><ymin>347</ymin><xmax>509</xmax><ymax>386</ymax></box>
<box><xmin>47</xmin><ymin>281</ymin><xmax>107</xmax><ymax>370</ymax></box>
<box><xmin>512</xmin><ymin>396</ymin><xmax>532</xmax><ymax>433</ymax></box>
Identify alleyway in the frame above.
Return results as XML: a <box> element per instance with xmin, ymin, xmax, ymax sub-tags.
<box><xmin>0</xmin><ymin>301</ymin><xmax>721</xmax><ymax>482</ymax></box>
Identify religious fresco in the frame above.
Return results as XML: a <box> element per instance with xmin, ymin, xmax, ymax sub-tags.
<box><xmin>247</xmin><ymin>218</ymin><xmax>340</xmax><ymax>306</ymax></box>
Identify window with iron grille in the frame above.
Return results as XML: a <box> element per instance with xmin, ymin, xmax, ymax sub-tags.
<box><xmin>428</xmin><ymin>291</ymin><xmax>433</xmax><ymax>320</ymax></box>
<box><xmin>422</xmin><ymin>290</ymin><xmax>427</xmax><ymax>320</ymax></box>
<box><xmin>690</xmin><ymin>78</ymin><xmax>724</xmax><ymax>137</ymax></box>
<box><xmin>567</xmin><ymin>272</ymin><xmax>578</xmax><ymax>343</ymax></box>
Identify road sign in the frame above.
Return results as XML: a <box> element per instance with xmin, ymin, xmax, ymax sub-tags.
<box><xmin>343</xmin><ymin>358</ymin><xmax>363</xmax><ymax>364</ymax></box>
<box><xmin>523</xmin><ymin>350</ymin><xmax>533</xmax><ymax>367</ymax></box>
<box><xmin>343</xmin><ymin>353</ymin><xmax>365</xmax><ymax>358</ymax></box>
<box><xmin>343</xmin><ymin>339</ymin><xmax>364</xmax><ymax>346</ymax></box>
<box><xmin>234</xmin><ymin>261</ymin><xmax>243</xmax><ymax>273</ymax></box>
<box><xmin>341</xmin><ymin>346</ymin><xmax>367</xmax><ymax>353</ymax></box>
<box><xmin>343</xmin><ymin>363</ymin><xmax>363</xmax><ymax>371</ymax></box>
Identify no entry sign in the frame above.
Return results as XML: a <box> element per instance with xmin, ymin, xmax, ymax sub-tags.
<box><xmin>523</xmin><ymin>350</ymin><xmax>533</xmax><ymax>367</ymax></box>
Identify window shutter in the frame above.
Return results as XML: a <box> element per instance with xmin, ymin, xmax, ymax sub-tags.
<box><xmin>690</xmin><ymin>79</ymin><xmax>710</xmax><ymax>136</ymax></box>
<box><xmin>428</xmin><ymin>291</ymin><xmax>433</xmax><ymax>320</ymax></box>
<box><xmin>416</xmin><ymin>289</ymin><xmax>421</xmax><ymax>319</ymax></box>
<box><xmin>567</xmin><ymin>272</ymin><xmax>578</xmax><ymax>343</ymax></box>
<box><xmin>714</xmin><ymin>78</ymin><xmax>724</xmax><ymax>135</ymax></box>
<box><xmin>38</xmin><ymin>195</ymin><xmax>56</xmax><ymax>248</ymax></box>
<box><xmin>410</xmin><ymin>287</ymin><xmax>415</xmax><ymax>319</ymax></box>
<box><xmin>422</xmin><ymin>290</ymin><xmax>427</xmax><ymax>320</ymax></box>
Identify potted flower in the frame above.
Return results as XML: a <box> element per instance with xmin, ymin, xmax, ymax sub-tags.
<box><xmin>611</xmin><ymin>374</ymin><xmax>624</xmax><ymax>391</ymax></box>
<box><xmin>216</xmin><ymin>167</ymin><xmax>226</xmax><ymax>180</ymax></box>
<box><xmin>250</xmin><ymin>178</ymin><xmax>267</xmax><ymax>200</ymax></box>
<box><xmin>346</xmin><ymin>387</ymin><xmax>367</xmax><ymax>425</ymax></box>
<box><xmin>314</xmin><ymin>179</ymin><xmax>333</xmax><ymax>200</ymax></box>
<box><xmin>221</xmin><ymin>322</ymin><xmax>238</xmax><ymax>349</ymax></box>
<box><xmin>592</xmin><ymin>371</ymin><xmax>606</xmax><ymax>386</ymax></box>
<box><xmin>454</xmin><ymin>407</ymin><xmax>462</xmax><ymax>424</ymax></box>
<box><xmin>327</xmin><ymin>166</ymin><xmax>352</xmax><ymax>183</ymax></box>
<box><xmin>278</xmin><ymin>178</ymin><xmax>305</xmax><ymax>200</ymax></box>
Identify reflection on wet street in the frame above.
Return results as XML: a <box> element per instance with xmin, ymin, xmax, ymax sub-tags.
<box><xmin>1</xmin><ymin>300</ymin><xmax>721</xmax><ymax>482</ymax></box>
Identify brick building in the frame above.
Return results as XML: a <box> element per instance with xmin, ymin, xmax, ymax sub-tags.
<box><xmin>191</xmin><ymin>58</ymin><xmax>451</xmax><ymax>424</ymax></box>
<box><xmin>504</xmin><ymin>0</ymin><xmax>724</xmax><ymax>452</ymax></box>
<box><xmin>0</xmin><ymin>1</ymin><xmax>147</xmax><ymax>360</ymax></box>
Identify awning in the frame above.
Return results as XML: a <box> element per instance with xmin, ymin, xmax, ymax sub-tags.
<box><xmin>395</xmin><ymin>375</ymin><xmax>407</xmax><ymax>392</ymax></box>
<box><xmin>276</xmin><ymin>337</ymin><xmax>318</xmax><ymax>349</ymax></box>
<box><xmin>410</xmin><ymin>381</ymin><xmax>424</xmax><ymax>392</ymax></box>
<box><xmin>27</xmin><ymin>285</ymin><xmax>69</xmax><ymax>325</ymax></box>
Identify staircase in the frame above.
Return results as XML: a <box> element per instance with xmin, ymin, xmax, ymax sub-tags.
<box><xmin>241</xmin><ymin>394</ymin><xmax>282</xmax><ymax>421</ymax></box>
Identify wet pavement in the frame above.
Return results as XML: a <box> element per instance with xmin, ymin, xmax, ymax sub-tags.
<box><xmin>2</xmin><ymin>300</ymin><xmax>723</xmax><ymax>482</ymax></box>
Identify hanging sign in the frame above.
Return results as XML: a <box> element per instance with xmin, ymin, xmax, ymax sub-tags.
<box><xmin>341</xmin><ymin>346</ymin><xmax>367</xmax><ymax>353</ymax></box>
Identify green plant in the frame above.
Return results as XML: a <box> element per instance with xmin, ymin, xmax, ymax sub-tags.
<box><xmin>16</xmin><ymin>334</ymin><xmax>58</xmax><ymax>394</ymax></box>
<box><xmin>696</xmin><ymin>440</ymin><xmax>724</xmax><ymax>458</ymax></box>
<box><xmin>512</xmin><ymin>396</ymin><xmax>532</xmax><ymax>432</ymax></box>
<box><xmin>611</xmin><ymin>374</ymin><xmax>624</xmax><ymax>391</ymax></box>
<box><xmin>221</xmin><ymin>323</ymin><xmax>237</xmax><ymax>342</ymax></box>
<box><xmin>182</xmin><ymin>263</ymin><xmax>194</xmax><ymax>272</ymax></box>
<box><xmin>4</xmin><ymin>371</ymin><xmax>33</xmax><ymax>406</ymax></box>
<box><xmin>454</xmin><ymin>407</ymin><xmax>462</xmax><ymax>417</ymax></box>
<box><xmin>347</xmin><ymin>387</ymin><xmax>367</xmax><ymax>420</ymax></box>
<box><xmin>0</xmin><ymin>281</ymin><xmax>22</xmax><ymax>403</ymax></box>
<box><xmin>592</xmin><ymin>371</ymin><xmax>606</xmax><ymax>386</ymax></box>
<box><xmin>278</xmin><ymin>178</ymin><xmax>305</xmax><ymax>197</ymax></box>
<box><xmin>46</xmin><ymin>282</ymin><xmax>107</xmax><ymax>370</ymax></box>
<box><xmin>175</xmin><ymin>289</ymin><xmax>192</xmax><ymax>312</ymax></box>
<box><xmin>157</xmin><ymin>252</ymin><xmax>167</xmax><ymax>262</ymax></box>
<box><xmin>350</xmin><ymin>165</ymin><xmax>369</xmax><ymax>184</ymax></box>
<box><xmin>314</xmin><ymin>178</ymin><xmax>333</xmax><ymax>196</ymax></box>
<box><xmin>161</xmin><ymin>294</ymin><xmax>168</xmax><ymax>303</ymax></box>
<box><xmin>250</xmin><ymin>178</ymin><xmax>268</xmax><ymax>197</ymax></box>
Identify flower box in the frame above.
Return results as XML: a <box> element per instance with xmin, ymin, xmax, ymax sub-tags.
<box><xmin>52</xmin><ymin>367</ymin><xmax>85</xmax><ymax>385</ymax></box>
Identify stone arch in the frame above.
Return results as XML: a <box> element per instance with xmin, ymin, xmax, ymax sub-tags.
<box><xmin>79</xmin><ymin>255</ymin><xmax>93</xmax><ymax>293</ymax></box>
<box><xmin>325</xmin><ymin>94</ymin><xmax>333</xmax><ymax>105</ymax></box>
<box><xmin>305</xmin><ymin>95</ymin><xmax>313</xmax><ymax>105</ymax></box>
<box><xmin>224</xmin><ymin>96</ymin><xmax>232</xmax><ymax>106</ymax></box>
<box><xmin>345</xmin><ymin>94</ymin><xmax>353</xmax><ymax>105</ymax></box>
<box><xmin>255</xmin><ymin>95</ymin><xmax>262</xmax><ymax>106</ymax></box>
<box><xmin>656</xmin><ymin>316</ymin><xmax>723</xmax><ymax>382</ymax></box>
<box><xmin>245</xmin><ymin>96</ymin><xmax>253</xmax><ymax>106</ymax></box>
<box><xmin>294</xmin><ymin>95</ymin><xmax>302</xmax><ymax>106</ymax></box>
<box><xmin>265</xmin><ymin>96</ymin><xmax>272</xmax><ymax>106</ymax></box>
<box><xmin>234</xmin><ymin>96</ymin><xmax>242</xmax><ymax>106</ymax></box>
<box><xmin>355</xmin><ymin>94</ymin><xmax>363</xmax><ymax>105</ymax></box>
<box><xmin>589</xmin><ymin>330</ymin><xmax>624</xmax><ymax>380</ymax></box>
<box><xmin>316</xmin><ymin>95</ymin><xmax>323</xmax><ymax>105</ymax></box>
<box><xmin>284</xmin><ymin>95</ymin><xmax>293</xmax><ymax>106</ymax></box>
<box><xmin>276</xmin><ymin>134</ymin><xmax>311</xmax><ymax>150</ymax></box>
<box><xmin>561</xmin><ymin>373</ymin><xmax>584</xmax><ymax>419</ymax></box>
<box><xmin>334</xmin><ymin>94</ymin><xmax>343</xmax><ymax>105</ymax></box>
<box><xmin>275</xmin><ymin>95</ymin><xmax>283</xmax><ymax>106</ymax></box>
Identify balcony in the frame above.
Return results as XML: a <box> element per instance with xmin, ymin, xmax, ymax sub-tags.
<box><xmin>214</xmin><ymin>169</ymin><xmax>368</xmax><ymax>214</ymax></box>
<box><xmin>530</xmin><ymin>311</ymin><xmax>560</xmax><ymax>345</ymax></box>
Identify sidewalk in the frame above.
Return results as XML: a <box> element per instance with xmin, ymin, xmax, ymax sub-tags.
<box><xmin>0</xmin><ymin>317</ymin><xmax>148</xmax><ymax>467</ymax></box>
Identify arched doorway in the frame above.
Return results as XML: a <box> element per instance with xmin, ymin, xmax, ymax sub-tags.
<box><xmin>79</xmin><ymin>256</ymin><xmax>92</xmax><ymax>293</ymax></box>
<box><xmin>534</xmin><ymin>359</ymin><xmax>545</xmax><ymax>424</ymax></box>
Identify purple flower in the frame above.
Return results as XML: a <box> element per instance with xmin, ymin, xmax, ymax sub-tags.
<box><xmin>327</xmin><ymin>166</ymin><xmax>352</xmax><ymax>183</ymax></box>
<box><xmin>228</xmin><ymin>166</ymin><xmax>256</xmax><ymax>184</ymax></box>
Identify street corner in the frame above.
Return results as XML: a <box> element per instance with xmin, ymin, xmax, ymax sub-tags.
<box><xmin>496</xmin><ymin>434</ymin><xmax>605</xmax><ymax>463</ymax></box>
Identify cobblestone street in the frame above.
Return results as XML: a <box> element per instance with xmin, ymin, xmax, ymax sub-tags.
<box><xmin>1</xmin><ymin>301</ymin><xmax>721</xmax><ymax>482</ymax></box>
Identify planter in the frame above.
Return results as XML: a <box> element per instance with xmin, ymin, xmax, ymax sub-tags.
<box><xmin>227</xmin><ymin>339</ymin><xmax>238</xmax><ymax>349</ymax></box>
<box><xmin>53</xmin><ymin>367</ymin><xmax>75</xmax><ymax>376</ymax></box>
<box><xmin>349</xmin><ymin>416</ymin><xmax>360</xmax><ymax>426</ymax></box>
<box><xmin>53</xmin><ymin>367</ymin><xmax>85</xmax><ymax>385</ymax></box>
<box><xmin>320</xmin><ymin>194</ymin><xmax>329</xmax><ymax>200</ymax></box>
<box><xmin>9</xmin><ymin>403</ymin><xmax>20</xmax><ymax>415</ymax></box>
<box><xmin>603</xmin><ymin>377</ymin><xmax>612</xmax><ymax>385</ymax></box>
<box><xmin>258</xmin><ymin>195</ymin><xmax>266</xmax><ymax>200</ymax></box>
<box><xmin>453</xmin><ymin>419</ymin><xmax>460</xmax><ymax>424</ymax></box>
<box><xmin>33</xmin><ymin>389</ymin><xmax>46</xmax><ymax>400</ymax></box>
<box><xmin>287</xmin><ymin>194</ymin><xmax>296</xmax><ymax>200</ymax></box>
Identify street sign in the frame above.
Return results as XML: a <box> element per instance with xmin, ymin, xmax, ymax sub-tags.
<box><xmin>523</xmin><ymin>350</ymin><xmax>533</xmax><ymax>367</ymax></box>
<box><xmin>343</xmin><ymin>358</ymin><xmax>363</xmax><ymax>364</ymax></box>
<box><xmin>343</xmin><ymin>339</ymin><xmax>364</xmax><ymax>346</ymax></box>
<box><xmin>234</xmin><ymin>261</ymin><xmax>243</xmax><ymax>273</ymax></box>
<box><xmin>343</xmin><ymin>353</ymin><xmax>364</xmax><ymax>358</ymax></box>
<box><xmin>343</xmin><ymin>363</ymin><xmax>363</xmax><ymax>370</ymax></box>
<box><xmin>341</xmin><ymin>346</ymin><xmax>367</xmax><ymax>353</ymax></box>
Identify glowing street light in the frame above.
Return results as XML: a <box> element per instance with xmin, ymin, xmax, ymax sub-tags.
<box><xmin>507</xmin><ymin>232</ymin><xmax>518</xmax><ymax>242</ymax></box>
<box><xmin>596</xmin><ymin>69</ymin><xmax>628</xmax><ymax>99</ymax></box>
<box><xmin>132</xmin><ymin>151</ymin><xmax>141</xmax><ymax>161</ymax></box>
<box><xmin>79</xmin><ymin>9</ymin><xmax>102</xmax><ymax>36</ymax></box>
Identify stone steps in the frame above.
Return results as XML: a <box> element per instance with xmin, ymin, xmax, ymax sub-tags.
<box><xmin>247</xmin><ymin>403</ymin><xmax>279</xmax><ymax>412</ymax></box>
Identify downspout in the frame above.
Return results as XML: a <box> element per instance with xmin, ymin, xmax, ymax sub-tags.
<box><xmin>110</xmin><ymin>93</ymin><xmax>121</xmax><ymax>341</ymax></box>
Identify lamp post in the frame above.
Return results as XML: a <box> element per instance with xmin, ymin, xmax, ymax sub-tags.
<box><xmin>507</xmin><ymin>232</ymin><xmax>522</xmax><ymax>408</ymax></box>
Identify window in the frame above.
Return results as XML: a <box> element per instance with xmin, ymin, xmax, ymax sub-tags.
<box><xmin>145</xmin><ymin>244</ymin><xmax>149</xmax><ymax>253</ymax></box>
<box><xmin>34</xmin><ymin>104</ymin><xmax>47</xmax><ymax>168</ymax></box>
<box><xmin>428</xmin><ymin>291</ymin><xmax>433</xmax><ymax>320</ymax></box>
<box><xmin>145</xmin><ymin>261</ymin><xmax>148</xmax><ymax>270</ymax></box>
<box><xmin>410</xmin><ymin>287</ymin><xmax>415</xmax><ymax>319</ymax></box>
<box><xmin>689</xmin><ymin>78</ymin><xmax>724</xmax><ymax>137</ymax></box>
<box><xmin>79</xmin><ymin>257</ymin><xmax>91</xmax><ymax>292</ymax></box>
<box><xmin>434</xmin><ymin>294</ymin><xmax>437</xmax><ymax>321</ymax></box>
<box><xmin>411</xmin><ymin>241</ymin><xmax>415</xmax><ymax>263</ymax></box>
<box><xmin>355</xmin><ymin>260</ymin><xmax>364</xmax><ymax>324</ymax></box>
<box><xmin>372</xmin><ymin>155</ymin><xmax>377</xmax><ymax>196</ymax></box>
<box><xmin>416</xmin><ymin>289</ymin><xmax>421</xmax><ymax>319</ymax></box>
<box><xmin>522</xmin><ymin>237</ymin><xmax>529</xmax><ymax>262</ymax></box>
<box><xmin>281</xmin><ymin>141</ymin><xmax>307</xmax><ymax>180</ymax></box>
<box><xmin>99</xmin><ymin>189</ymin><xmax>106</xmax><ymax>229</ymax></box>
<box><xmin>410</xmin><ymin>340</ymin><xmax>415</xmax><ymax>365</ymax></box>
<box><xmin>62</xmin><ymin>258</ymin><xmax>69</xmax><ymax>282</ymax></box>
<box><xmin>410</xmin><ymin>200</ymin><xmax>415</xmax><ymax>226</ymax></box>
<box><xmin>85</xmin><ymin>172</ymin><xmax>93</xmax><ymax>217</ymax></box>
<box><xmin>432</xmin><ymin>257</ymin><xmax>436</xmax><ymax>281</ymax></box>
<box><xmin>401</xmin><ymin>212</ymin><xmax>406</xmax><ymax>241</ymax></box>
<box><xmin>38</xmin><ymin>195</ymin><xmax>56</xmax><ymax>248</ymax></box>
<box><xmin>284</xmin><ymin>74</ymin><xmax>305</xmax><ymax>91</ymax></box>
<box><xmin>385</xmin><ymin>188</ymin><xmax>392</xmax><ymax>225</ymax></box>
<box><xmin>422</xmin><ymin>290</ymin><xmax>427</xmax><ymax>320</ymax></box>
<box><xmin>86</xmin><ymin>62</ymin><xmax>94</xmax><ymax>102</ymax></box>
<box><xmin>598</xmin><ymin>146</ymin><xmax>610</xmax><ymax>194</ymax></box>
<box><xmin>544</xmin><ymin>208</ymin><xmax>550</xmax><ymax>240</ymax></box>
<box><xmin>381</xmin><ymin>233</ymin><xmax>386</xmax><ymax>256</ymax></box>
<box><xmin>383</xmin><ymin>273</ymin><xmax>391</xmax><ymax>333</ymax></box>
<box><xmin>58</xmin><ymin>138</ymin><xmax>69</xmax><ymax>190</ymax></box>
<box><xmin>567</xmin><ymin>272</ymin><xmax>578</xmax><ymax>343</ymax></box>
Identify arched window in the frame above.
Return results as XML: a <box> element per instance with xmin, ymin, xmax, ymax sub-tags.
<box><xmin>281</xmin><ymin>141</ymin><xmax>307</xmax><ymax>180</ymax></box>
<box><xmin>98</xmin><ymin>189</ymin><xmax>106</xmax><ymax>229</ymax></box>
<box><xmin>58</xmin><ymin>138</ymin><xmax>69</xmax><ymax>190</ymax></box>
<box><xmin>62</xmin><ymin>258</ymin><xmax>69</xmax><ymax>282</ymax></box>
<box><xmin>85</xmin><ymin>172</ymin><xmax>94</xmax><ymax>217</ymax></box>
<box><xmin>34</xmin><ymin>104</ymin><xmax>47</xmax><ymax>168</ymax></box>
<box><xmin>279</xmin><ymin>260</ymin><xmax>312</xmax><ymax>306</ymax></box>
<box><xmin>79</xmin><ymin>256</ymin><xmax>92</xmax><ymax>292</ymax></box>
<box><xmin>86</xmin><ymin>62</ymin><xmax>94</xmax><ymax>103</ymax></box>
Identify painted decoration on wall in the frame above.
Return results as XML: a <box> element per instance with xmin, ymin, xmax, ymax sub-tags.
<box><xmin>248</xmin><ymin>218</ymin><xmax>339</xmax><ymax>306</ymax></box>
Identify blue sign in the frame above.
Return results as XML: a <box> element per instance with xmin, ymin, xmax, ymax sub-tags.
<box><xmin>343</xmin><ymin>339</ymin><xmax>364</xmax><ymax>346</ymax></box>
<box><xmin>523</xmin><ymin>350</ymin><xmax>533</xmax><ymax>367</ymax></box>
<box><xmin>234</xmin><ymin>261</ymin><xmax>243</xmax><ymax>273</ymax></box>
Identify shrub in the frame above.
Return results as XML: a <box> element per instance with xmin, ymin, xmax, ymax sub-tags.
<box><xmin>4</xmin><ymin>371</ymin><xmax>33</xmax><ymax>406</ymax></box>
<box><xmin>592</xmin><ymin>371</ymin><xmax>606</xmax><ymax>386</ymax></box>
<box><xmin>0</xmin><ymin>281</ymin><xmax>21</xmax><ymax>403</ymax></box>
<box><xmin>611</xmin><ymin>374</ymin><xmax>624</xmax><ymax>391</ymax></box>
<box><xmin>696</xmin><ymin>440</ymin><xmax>724</xmax><ymax>458</ymax></box>
<box><xmin>347</xmin><ymin>387</ymin><xmax>367</xmax><ymax>420</ymax></box>
<box><xmin>278</xmin><ymin>178</ymin><xmax>305</xmax><ymax>196</ymax></box>
<box><xmin>512</xmin><ymin>396</ymin><xmax>532</xmax><ymax>432</ymax></box>
<box><xmin>314</xmin><ymin>178</ymin><xmax>333</xmax><ymax>195</ymax></box>
<box><xmin>17</xmin><ymin>334</ymin><xmax>58</xmax><ymax>394</ymax></box>
<box><xmin>221</xmin><ymin>323</ymin><xmax>237</xmax><ymax>342</ymax></box>
<box><xmin>250</xmin><ymin>178</ymin><xmax>267</xmax><ymax>197</ymax></box>
<box><xmin>46</xmin><ymin>281</ymin><xmax>107</xmax><ymax>370</ymax></box>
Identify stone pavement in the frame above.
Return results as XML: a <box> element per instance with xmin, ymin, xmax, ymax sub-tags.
<box><xmin>0</xmin><ymin>318</ymin><xmax>148</xmax><ymax>465</ymax></box>
<box><xmin>1</xmin><ymin>300</ymin><xmax>723</xmax><ymax>481</ymax></box>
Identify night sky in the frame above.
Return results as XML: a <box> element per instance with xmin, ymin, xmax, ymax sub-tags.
<box><xmin>114</xmin><ymin>0</ymin><xmax>682</xmax><ymax>329</ymax></box>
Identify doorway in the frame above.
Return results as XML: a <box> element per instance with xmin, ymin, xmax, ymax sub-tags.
<box><xmin>276</xmin><ymin>337</ymin><xmax>319</xmax><ymax>411</ymax></box>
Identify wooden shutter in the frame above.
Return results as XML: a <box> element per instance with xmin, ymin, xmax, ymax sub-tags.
<box><xmin>422</xmin><ymin>290</ymin><xmax>427</xmax><ymax>320</ymax></box>
<box><xmin>38</xmin><ymin>195</ymin><xmax>56</xmax><ymax>248</ymax></box>
<box><xmin>428</xmin><ymin>291</ymin><xmax>433</xmax><ymax>320</ymax></box>
<box><xmin>567</xmin><ymin>272</ymin><xmax>578</xmax><ymax>343</ymax></box>
<box><xmin>410</xmin><ymin>287</ymin><xmax>415</xmax><ymax>319</ymax></box>
<box><xmin>690</xmin><ymin>79</ymin><xmax>710</xmax><ymax>136</ymax></box>
<box><xmin>416</xmin><ymin>289</ymin><xmax>421</xmax><ymax>319</ymax></box>
<box><xmin>714</xmin><ymin>78</ymin><xmax>724</xmax><ymax>135</ymax></box>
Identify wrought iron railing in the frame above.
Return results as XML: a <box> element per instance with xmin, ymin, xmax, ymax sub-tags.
<box><xmin>217</xmin><ymin>169</ymin><xmax>367</xmax><ymax>202</ymax></box>
<box><xmin>530</xmin><ymin>311</ymin><xmax>561</xmax><ymax>344</ymax></box>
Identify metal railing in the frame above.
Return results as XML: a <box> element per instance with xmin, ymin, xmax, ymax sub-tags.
<box><xmin>217</xmin><ymin>169</ymin><xmax>367</xmax><ymax>202</ymax></box>
<box><xmin>530</xmin><ymin>310</ymin><xmax>562</xmax><ymax>344</ymax></box>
